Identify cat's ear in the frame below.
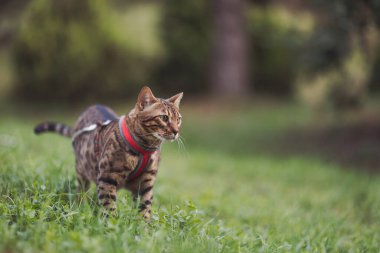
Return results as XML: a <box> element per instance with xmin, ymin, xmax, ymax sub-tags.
<box><xmin>167</xmin><ymin>92</ymin><xmax>184</xmax><ymax>108</ymax></box>
<box><xmin>136</xmin><ymin>86</ymin><xmax>157</xmax><ymax>111</ymax></box>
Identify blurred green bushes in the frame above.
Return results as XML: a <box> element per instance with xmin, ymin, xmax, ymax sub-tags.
<box><xmin>6</xmin><ymin>0</ymin><xmax>379</xmax><ymax>105</ymax></box>
<box><xmin>369</xmin><ymin>50</ymin><xmax>380</xmax><ymax>93</ymax></box>
<box><xmin>157</xmin><ymin>1</ymin><xmax>310</xmax><ymax>96</ymax></box>
<box><xmin>156</xmin><ymin>0</ymin><xmax>211</xmax><ymax>94</ymax></box>
<box><xmin>248</xmin><ymin>7</ymin><xmax>311</xmax><ymax>96</ymax></box>
<box><xmin>13</xmin><ymin>0</ymin><xmax>157</xmax><ymax>101</ymax></box>
<box><xmin>296</xmin><ymin>0</ymin><xmax>380</xmax><ymax>109</ymax></box>
<box><xmin>12</xmin><ymin>0</ymin><xmax>310</xmax><ymax>100</ymax></box>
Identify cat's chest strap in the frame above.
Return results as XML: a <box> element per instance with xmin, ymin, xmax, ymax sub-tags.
<box><xmin>118</xmin><ymin>116</ymin><xmax>159</xmax><ymax>181</ymax></box>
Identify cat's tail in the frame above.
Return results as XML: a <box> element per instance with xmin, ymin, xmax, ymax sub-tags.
<box><xmin>34</xmin><ymin>122</ymin><xmax>73</xmax><ymax>138</ymax></box>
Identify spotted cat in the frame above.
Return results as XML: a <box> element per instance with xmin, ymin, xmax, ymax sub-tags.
<box><xmin>34</xmin><ymin>87</ymin><xmax>183</xmax><ymax>219</ymax></box>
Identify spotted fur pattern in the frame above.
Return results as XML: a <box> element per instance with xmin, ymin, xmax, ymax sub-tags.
<box><xmin>35</xmin><ymin>87</ymin><xmax>183</xmax><ymax>220</ymax></box>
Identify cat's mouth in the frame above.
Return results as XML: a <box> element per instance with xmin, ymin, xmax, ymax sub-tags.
<box><xmin>154</xmin><ymin>133</ymin><xmax>178</xmax><ymax>141</ymax></box>
<box><xmin>166</xmin><ymin>133</ymin><xmax>179</xmax><ymax>141</ymax></box>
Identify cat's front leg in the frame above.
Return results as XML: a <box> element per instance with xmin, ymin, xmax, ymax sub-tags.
<box><xmin>97</xmin><ymin>157</ymin><xmax>118</xmax><ymax>213</ymax></box>
<box><xmin>138</xmin><ymin>187</ymin><xmax>154</xmax><ymax>220</ymax></box>
<box><xmin>136</xmin><ymin>170</ymin><xmax>157</xmax><ymax>220</ymax></box>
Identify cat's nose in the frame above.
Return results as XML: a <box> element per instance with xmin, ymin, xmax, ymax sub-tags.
<box><xmin>172</xmin><ymin>127</ymin><xmax>179</xmax><ymax>139</ymax></box>
<box><xmin>171</xmin><ymin>124</ymin><xmax>179</xmax><ymax>135</ymax></box>
<box><xmin>170</xmin><ymin>123</ymin><xmax>179</xmax><ymax>137</ymax></box>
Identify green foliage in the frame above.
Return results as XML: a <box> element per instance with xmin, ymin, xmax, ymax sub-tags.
<box><xmin>301</xmin><ymin>26</ymin><xmax>350</xmax><ymax>75</ymax></box>
<box><xmin>156</xmin><ymin>0</ymin><xmax>211</xmax><ymax>94</ymax></box>
<box><xmin>297</xmin><ymin>0</ymin><xmax>380</xmax><ymax>109</ymax></box>
<box><xmin>368</xmin><ymin>50</ymin><xmax>380</xmax><ymax>93</ymax></box>
<box><xmin>302</xmin><ymin>0</ymin><xmax>380</xmax><ymax>75</ymax></box>
<box><xmin>298</xmin><ymin>44</ymin><xmax>371</xmax><ymax>110</ymax></box>
<box><xmin>1</xmin><ymin>104</ymin><xmax>380</xmax><ymax>252</ymax></box>
<box><xmin>12</xmin><ymin>0</ymin><xmax>156</xmax><ymax>102</ymax></box>
<box><xmin>158</xmin><ymin>2</ymin><xmax>311</xmax><ymax>97</ymax></box>
<box><xmin>248</xmin><ymin>6</ymin><xmax>310</xmax><ymax>96</ymax></box>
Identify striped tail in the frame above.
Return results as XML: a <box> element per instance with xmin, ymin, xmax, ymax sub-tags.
<box><xmin>34</xmin><ymin>122</ymin><xmax>73</xmax><ymax>138</ymax></box>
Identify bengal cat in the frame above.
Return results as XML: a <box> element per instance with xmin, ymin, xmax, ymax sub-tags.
<box><xmin>34</xmin><ymin>87</ymin><xmax>183</xmax><ymax>220</ymax></box>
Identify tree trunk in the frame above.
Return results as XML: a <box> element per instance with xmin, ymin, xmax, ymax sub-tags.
<box><xmin>211</xmin><ymin>0</ymin><xmax>249</xmax><ymax>97</ymax></box>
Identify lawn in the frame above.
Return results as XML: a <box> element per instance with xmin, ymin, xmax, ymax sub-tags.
<box><xmin>0</xmin><ymin>102</ymin><xmax>379</xmax><ymax>252</ymax></box>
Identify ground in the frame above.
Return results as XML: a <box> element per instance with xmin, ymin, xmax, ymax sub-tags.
<box><xmin>0</xmin><ymin>101</ymin><xmax>379</xmax><ymax>253</ymax></box>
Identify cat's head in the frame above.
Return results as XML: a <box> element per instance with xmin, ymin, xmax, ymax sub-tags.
<box><xmin>131</xmin><ymin>86</ymin><xmax>183</xmax><ymax>142</ymax></box>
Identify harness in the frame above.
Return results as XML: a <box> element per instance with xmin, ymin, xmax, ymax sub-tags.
<box><xmin>72</xmin><ymin>115</ymin><xmax>159</xmax><ymax>181</ymax></box>
<box><xmin>118</xmin><ymin>116</ymin><xmax>158</xmax><ymax>180</ymax></box>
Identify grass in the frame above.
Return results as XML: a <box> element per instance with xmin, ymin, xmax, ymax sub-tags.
<box><xmin>0</xmin><ymin>102</ymin><xmax>379</xmax><ymax>252</ymax></box>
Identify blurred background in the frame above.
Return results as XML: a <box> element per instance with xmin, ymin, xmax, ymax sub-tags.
<box><xmin>1</xmin><ymin>0</ymin><xmax>380</xmax><ymax>171</ymax></box>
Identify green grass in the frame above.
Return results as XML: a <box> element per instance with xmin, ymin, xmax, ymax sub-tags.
<box><xmin>0</xmin><ymin>103</ymin><xmax>379</xmax><ymax>252</ymax></box>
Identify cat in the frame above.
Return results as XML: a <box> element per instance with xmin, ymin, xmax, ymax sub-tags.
<box><xmin>34</xmin><ymin>86</ymin><xmax>183</xmax><ymax>219</ymax></box>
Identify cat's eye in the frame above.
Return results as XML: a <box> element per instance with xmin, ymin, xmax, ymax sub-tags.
<box><xmin>160</xmin><ymin>115</ymin><xmax>169</xmax><ymax>122</ymax></box>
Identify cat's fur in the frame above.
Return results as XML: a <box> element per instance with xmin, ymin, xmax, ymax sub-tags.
<box><xmin>34</xmin><ymin>87</ymin><xmax>183</xmax><ymax>219</ymax></box>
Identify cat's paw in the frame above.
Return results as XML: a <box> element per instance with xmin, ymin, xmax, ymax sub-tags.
<box><xmin>140</xmin><ymin>209</ymin><xmax>152</xmax><ymax>222</ymax></box>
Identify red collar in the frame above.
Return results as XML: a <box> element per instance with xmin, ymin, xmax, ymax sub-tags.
<box><xmin>119</xmin><ymin>116</ymin><xmax>158</xmax><ymax>181</ymax></box>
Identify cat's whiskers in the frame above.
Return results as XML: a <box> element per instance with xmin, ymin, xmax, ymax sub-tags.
<box><xmin>176</xmin><ymin>135</ymin><xmax>189</xmax><ymax>157</ymax></box>
<box><xmin>178</xmin><ymin>135</ymin><xmax>187</xmax><ymax>142</ymax></box>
